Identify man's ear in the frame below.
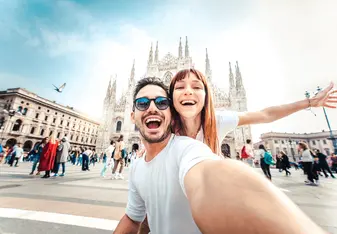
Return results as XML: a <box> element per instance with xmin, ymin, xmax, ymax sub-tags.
<box><xmin>130</xmin><ymin>112</ymin><xmax>135</xmax><ymax>124</ymax></box>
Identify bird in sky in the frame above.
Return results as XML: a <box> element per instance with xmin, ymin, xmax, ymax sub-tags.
<box><xmin>53</xmin><ymin>83</ymin><xmax>66</xmax><ymax>93</ymax></box>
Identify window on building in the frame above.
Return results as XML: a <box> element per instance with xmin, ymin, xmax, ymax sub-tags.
<box><xmin>70</xmin><ymin>135</ymin><xmax>73</xmax><ymax>141</ymax></box>
<box><xmin>30</xmin><ymin>127</ymin><xmax>35</xmax><ymax>134</ymax></box>
<box><xmin>283</xmin><ymin>148</ymin><xmax>287</xmax><ymax>154</ymax></box>
<box><xmin>17</xmin><ymin>106</ymin><xmax>23</xmax><ymax>113</ymax></box>
<box><xmin>86</xmin><ymin>138</ymin><xmax>88</xmax><ymax>143</ymax></box>
<box><xmin>60</xmin><ymin>120</ymin><xmax>63</xmax><ymax>125</ymax></box>
<box><xmin>90</xmin><ymin>139</ymin><xmax>93</xmax><ymax>144</ymax></box>
<box><xmin>35</xmin><ymin>113</ymin><xmax>39</xmax><ymax>119</ymax></box>
<box><xmin>94</xmin><ymin>139</ymin><xmax>97</xmax><ymax>144</ymax></box>
<box><xmin>291</xmin><ymin>148</ymin><xmax>295</xmax><ymax>156</ymax></box>
<box><xmin>44</xmin><ymin>116</ymin><xmax>48</xmax><ymax>121</ymax></box>
<box><xmin>116</xmin><ymin>121</ymin><xmax>122</xmax><ymax>132</ymax></box>
<box><xmin>62</xmin><ymin>115</ymin><xmax>64</xmax><ymax>117</ymax></box>
<box><xmin>12</xmin><ymin>119</ymin><xmax>22</xmax><ymax>131</ymax></box>
<box><xmin>47</xmin><ymin>109</ymin><xmax>50</xmax><ymax>112</ymax></box>
<box><xmin>57</xmin><ymin>132</ymin><xmax>61</xmax><ymax>138</ymax></box>
<box><xmin>40</xmin><ymin>129</ymin><xmax>45</xmax><ymax>136</ymax></box>
<box><xmin>49</xmin><ymin>131</ymin><xmax>53</xmax><ymax>136</ymax></box>
<box><xmin>81</xmin><ymin>137</ymin><xmax>84</xmax><ymax>142</ymax></box>
<box><xmin>323</xmin><ymin>139</ymin><xmax>327</xmax><ymax>144</ymax></box>
<box><xmin>38</xmin><ymin>106</ymin><xmax>41</xmax><ymax>110</ymax></box>
<box><xmin>67</xmin><ymin>122</ymin><xmax>70</xmax><ymax>127</ymax></box>
<box><xmin>22</xmin><ymin>108</ymin><xmax>28</xmax><ymax>115</ymax></box>
<box><xmin>76</xmin><ymin>136</ymin><xmax>79</xmax><ymax>141</ymax></box>
<box><xmin>53</xmin><ymin>118</ymin><xmax>56</xmax><ymax>123</ymax></box>
<box><xmin>274</xmin><ymin>140</ymin><xmax>278</xmax><ymax>144</ymax></box>
<box><xmin>281</xmin><ymin>140</ymin><xmax>285</xmax><ymax>144</ymax></box>
<box><xmin>312</xmin><ymin>140</ymin><xmax>316</xmax><ymax>145</ymax></box>
<box><xmin>276</xmin><ymin>147</ymin><xmax>280</xmax><ymax>154</ymax></box>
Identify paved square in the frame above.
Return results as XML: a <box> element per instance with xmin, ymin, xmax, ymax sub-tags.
<box><xmin>0</xmin><ymin>162</ymin><xmax>336</xmax><ymax>233</ymax></box>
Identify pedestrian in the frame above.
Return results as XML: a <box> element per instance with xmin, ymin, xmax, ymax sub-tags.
<box><xmin>112</xmin><ymin>135</ymin><xmax>125</xmax><ymax>180</ymax></box>
<box><xmin>9</xmin><ymin>142</ymin><xmax>23</xmax><ymax>167</ymax></box>
<box><xmin>82</xmin><ymin>148</ymin><xmax>92</xmax><ymax>171</ymax></box>
<box><xmin>29</xmin><ymin>137</ymin><xmax>48</xmax><ymax>175</ymax></box>
<box><xmin>316</xmin><ymin>149</ymin><xmax>335</xmax><ymax>178</ymax></box>
<box><xmin>257</xmin><ymin>144</ymin><xmax>273</xmax><ymax>180</ymax></box>
<box><xmin>114</xmin><ymin>77</ymin><xmax>326</xmax><ymax>234</ymax></box>
<box><xmin>53</xmin><ymin>137</ymin><xmax>70</xmax><ymax>177</ymax></box>
<box><xmin>101</xmin><ymin>141</ymin><xmax>115</xmax><ymax>177</ymax></box>
<box><xmin>280</xmin><ymin>151</ymin><xmax>291</xmax><ymax>176</ymax></box>
<box><xmin>298</xmin><ymin>142</ymin><xmax>317</xmax><ymax>186</ymax></box>
<box><xmin>38</xmin><ymin>135</ymin><xmax>58</xmax><ymax>178</ymax></box>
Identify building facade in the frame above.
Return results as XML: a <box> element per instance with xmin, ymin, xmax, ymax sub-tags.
<box><xmin>0</xmin><ymin>88</ymin><xmax>100</xmax><ymax>152</ymax></box>
<box><xmin>96</xmin><ymin>37</ymin><xmax>252</xmax><ymax>158</ymax></box>
<box><xmin>254</xmin><ymin>130</ymin><xmax>337</xmax><ymax>161</ymax></box>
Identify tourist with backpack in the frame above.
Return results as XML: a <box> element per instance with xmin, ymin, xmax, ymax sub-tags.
<box><xmin>241</xmin><ymin>139</ymin><xmax>254</xmax><ymax>167</ymax></box>
<box><xmin>257</xmin><ymin>144</ymin><xmax>275</xmax><ymax>180</ymax></box>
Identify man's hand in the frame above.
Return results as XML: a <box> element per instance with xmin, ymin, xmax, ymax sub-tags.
<box><xmin>310</xmin><ymin>82</ymin><xmax>337</xmax><ymax>108</ymax></box>
<box><xmin>184</xmin><ymin>160</ymin><xmax>325</xmax><ymax>234</ymax></box>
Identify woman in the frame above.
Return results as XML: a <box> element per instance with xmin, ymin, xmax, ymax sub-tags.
<box><xmin>38</xmin><ymin>135</ymin><xmax>58</xmax><ymax>178</ymax></box>
<box><xmin>280</xmin><ymin>151</ymin><xmax>291</xmax><ymax>176</ymax></box>
<box><xmin>316</xmin><ymin>149</ymin><xmax>335</xmax><ymax>178</ymax></box>
<box><xmin>257</xmin><ymin>144</ymin><xmax>273</xmax><ymax>180</ymax></box>
<box><xmin>112</xmin><ymin>135</ymin><xmax>125</xmax><ymax>180</ymax></box>
<box><xmin>29</xmin><ymin>137</ymin><xmax>48</xmax><ymax>175</ymax></box>
<box><xmin>298</xmin><ymin>142</ymin><xmax>317</xmax><ymax>185</ymax></box>
<box><xmin>169</xmin><ymin>68</ymin><xmax>337</xmax><ymax>155</ymax></box>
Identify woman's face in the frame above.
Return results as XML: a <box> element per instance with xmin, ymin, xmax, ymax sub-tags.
<box><xmin>173</xmin><ymin>73</ymin><xmax>206</xmax><ymax>119</ymax></box>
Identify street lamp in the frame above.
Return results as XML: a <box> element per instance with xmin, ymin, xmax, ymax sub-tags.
<box><xmin>305</xmin><ymin>87</ymin><xmax>337</xmax><ymax>154</ymax></box>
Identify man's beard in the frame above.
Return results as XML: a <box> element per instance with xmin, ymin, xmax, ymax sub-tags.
<box><xmin>137</xmin><ymin>123</ymin><xmax>172</xmax><ymax>144</ymax></box>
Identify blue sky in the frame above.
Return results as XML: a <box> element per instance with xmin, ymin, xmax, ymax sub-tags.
<box><xmin>1</xmin><ymin>0</ymin><xmax>337</xmax><ymax>141</ymax></box>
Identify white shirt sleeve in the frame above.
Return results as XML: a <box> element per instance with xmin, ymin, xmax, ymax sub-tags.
<box><xmin>215</xmin><ymin>111</ymin><xmax>239</xmax><ymax>142</ymax></box>
<box><xmin>125</xmin><ymin>166</ymin><xmax>146</xmax><ymax>222</ymax></box>
<box><xmin>178</xmin><ymin>139</ymin><xmax>220</xmax><ymax>197</ymax></box>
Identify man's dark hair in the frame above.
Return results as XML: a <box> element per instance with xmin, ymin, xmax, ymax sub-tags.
<box><xmin>110</xmin><ymin>140</ymin><xmax>114</xmax><ymax>145</ymax></box>
<box><xmin>246</xmin><ymin>139</ymin><xmax>251</xmax><ymax>144</ymax></box>
<box><xmin>133</xmin><ymin>77</ymin><xmax>169</xmax><ymax>102</ymax></box>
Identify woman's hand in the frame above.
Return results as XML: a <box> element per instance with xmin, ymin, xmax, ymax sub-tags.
<box><xmin>310</xmin><ymin>82</ymin><xmax>337</xmax><ymax>108</ymax></box>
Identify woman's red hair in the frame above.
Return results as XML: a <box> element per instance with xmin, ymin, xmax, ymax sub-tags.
<box><xmin>169</xmin><ymin>68</ymin><xmax>219</xmax><ymax>154</ymax></box>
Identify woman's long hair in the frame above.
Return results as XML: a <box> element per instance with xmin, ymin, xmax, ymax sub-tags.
<box><xmin>259</xmin><ymin>144</ymin><xmax>267</xmax><ymax>152</ymax></box>
<box><xmin>298</xmin><ymin>142</ymin><xmax>308</xmax><ymax>150</ymax></box>
<box><xmin>169</xmin><ymin>68</ymin><xmax>219</xmax><ymax>154</ymax></box>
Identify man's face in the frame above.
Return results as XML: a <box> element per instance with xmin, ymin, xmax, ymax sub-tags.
<box><xmin>131</xmin><ymin>85</ymin><xmax>172</xmax><ymax>144</ymax></box>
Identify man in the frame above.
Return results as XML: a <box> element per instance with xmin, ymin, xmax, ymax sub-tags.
<box><xmin>114</xmin><ymin>77</ymin><xmax>325</xmax><ymax>234</ymax></box>
<box><xmin>9</xmin><ymin>142</ymin><xmax>24</xmax><ymax>167</ymax></box>
<box><xmin>82</xmin><ymin>148</ymin><xmax>92</xmax><ymax>171</ymax></box>
<box><xmin>241</xmin><ymin>139</ymin><xmax>255</xmax><ymax>167</ymax></box>
<box><xmin>54</xmin><ymin>137</ymin><xmax>71</xmax><ymax>176</ymax></box>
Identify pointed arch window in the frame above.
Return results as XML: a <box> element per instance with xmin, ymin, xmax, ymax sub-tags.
<box><xmin>116</xmin><ymin>121</ymin><xmax>122</xmax><ymax>132</ymax></box>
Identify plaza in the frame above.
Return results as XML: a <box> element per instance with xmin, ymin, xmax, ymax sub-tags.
<box><xmin>0</xmin><ymin>162</ymin><xmax>336</xmax><ymax>233</ymax></box>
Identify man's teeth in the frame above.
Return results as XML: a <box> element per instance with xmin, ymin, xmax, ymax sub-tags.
<box><xmin>181</xmin><ymin>100</ymin><xmax>196</xmax><ymax>105</ymax></box>
<box><xmin>145</xmin><ymin>118</ymin><xmax>161</xmax><ymax>124</ymax></box>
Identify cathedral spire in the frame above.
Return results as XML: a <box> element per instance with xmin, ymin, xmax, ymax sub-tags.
<box><xmin>129</xmin><ymin>59</ymin><xmax>135</xmax><ymax>84</ymax></box>
<box><xmin>178</xmin><ymin>37</ymin><xmax>183</xmax><ymax>58</ymax></box>
<box><xmin>205</xmin><ymin>48</ymin><xmax>212</xmax><ymax>82</ymax></box>
<box><xmin>111</xmin><ymin>74</ymin><xmax>117</xmax><ymax>97</ymax></box>
<box><xmin>105</xmin><ymin>76</ymin><xmax>112</xmax><ymax>100</ymax></box>
<box><xmin>235</xmin><ymin>61</ymin><xmax>243</xmax><ymax>88</ymax></box>
<box><xmin>185</xmin><ymin>36</ymin><xmax>189</xmax><ymax>58</ymax></box>
<box><xmin>148</xmin><ymin>43</ymin><xmax>153</xmax><ymax>65</ymax></box>
<box><xmin>229</xmin><ymin>62</ymin><xmax>235</xmax><ymax>88</ymax></box>
<box><xmin>154</xmin><ymin>41</ymin><xmax>159</xmax><ymax>62</ymax></box>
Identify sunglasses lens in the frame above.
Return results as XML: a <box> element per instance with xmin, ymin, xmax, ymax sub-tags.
<box><xmin>135</xmin><ymin>98</ymin><xmax>150</xmax><ymax>111</ymax></box>
<box><xmin>155</xmin><ymin>97</ymin><xmax>169</xmax><ymax>110</ymax></box>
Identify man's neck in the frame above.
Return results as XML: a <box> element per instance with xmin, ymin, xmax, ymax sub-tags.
<box><xmin>143</xmin><ymin>134</ymin><xmax>172</xmax><ymax>162</ymax></box>
<box><xmin>180</xmin><ymin>114</ymin><xmax>202</xmax><ymax>139</ymax></box>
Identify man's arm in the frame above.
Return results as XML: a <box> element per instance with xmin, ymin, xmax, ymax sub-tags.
<box><xmin>113</xmin><ymin>214</ymin><xmax>141</xmax><ymax>234</ymax></box>
<box><xmin>184</xmin><ymin>160</ymin><xmax>325</xmax><ymax>234</ymax></box>
<box><xmin>238</xmin><ymin>82</ymin><xmax>336</xmax><ymax>126</ymax></box>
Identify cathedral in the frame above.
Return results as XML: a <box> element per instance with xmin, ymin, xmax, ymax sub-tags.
<box><xmin>96</xmin><ymin>37</ymin><xmax>251</xmax><ymax>158</ymax></box>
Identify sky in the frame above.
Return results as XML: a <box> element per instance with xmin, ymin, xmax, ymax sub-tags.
<box><xmin>1</xmin><ymin>0</ymin><xmax>337</xmax><ymax>141</ymax></box>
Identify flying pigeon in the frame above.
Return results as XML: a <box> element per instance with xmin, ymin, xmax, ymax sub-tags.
<box><xmin>53</xmin><ymin>83</ymin><xmax>66</xmax><ymax>93</ymax></box>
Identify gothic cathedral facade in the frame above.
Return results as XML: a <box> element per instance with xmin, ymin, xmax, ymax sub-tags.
<box><xmin>96</xmin><ymin>37</ymin><xmax>252</xmax><ymax>158</ymax></box>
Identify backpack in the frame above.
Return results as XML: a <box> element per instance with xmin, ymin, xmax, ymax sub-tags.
<box><xmin>241</xmin><ymin>146</ymin><xmax>249</xmax><ymax>159</ymax></box>
<box><xmin>264</xmin><ymin>151</ymin><xmax>275</xmax><ymax>165</ymax></box>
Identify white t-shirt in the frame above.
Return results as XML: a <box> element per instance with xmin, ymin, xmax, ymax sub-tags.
<box><xmin>301</xmin><ymin>149</ymin><xmax>314</xmax><ymax>162</ymax></box>
<box><xmin>126</xmin><ymin>134</ymin><xmax>220</xmax><ymax>234</ymax></box>
<box><xmin>105</xmin><ymin>145</ymin><xmax>115</xmax><ymax>158</ymax></box>
<box><xmin>196</xmin><ymin>110</ymin><xmax>239</xmax><ymax>149</ymax></box>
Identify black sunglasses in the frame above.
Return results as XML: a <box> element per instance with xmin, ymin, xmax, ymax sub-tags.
<box><xmin>133</xmin><ymin>96</ymin><xmax>170</xmax><ymax>111</ymax></box>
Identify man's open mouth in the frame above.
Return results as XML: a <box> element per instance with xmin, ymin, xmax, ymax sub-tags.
<box><xmin>145</xmin><ymin>118</ymin><xmax>162</xmax><ymax>129</ymax></box>
<box><xmin>181</xmin><ymin>100</ymin><xmax>196</xmax><ymax>106</ymax></box>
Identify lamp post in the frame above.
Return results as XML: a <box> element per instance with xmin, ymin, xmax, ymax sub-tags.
<box><xmin>305</xmin><ymin>87</ymin><xmax>337</xmax><ymax>154</ymax></box>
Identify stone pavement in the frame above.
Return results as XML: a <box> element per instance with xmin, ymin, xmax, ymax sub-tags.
<box><xmin>0</xmin><ymin>162</ymin><xmax>336</xmax><ymax>233</ymax></box>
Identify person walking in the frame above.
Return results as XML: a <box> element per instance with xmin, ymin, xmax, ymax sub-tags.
<box><xmin>112</xmin><ymin>135</ymin><xmax>125</xmax><ymax>179</ymax></box>
<box><xmin>298</xmin><ymin>142</ymin><xmax>317</xmax><ymax>186</ymax></box>
<box><xmin>38</xmin><ymin>136</ymin><xmax>58</xmax><ymax>178</ymax></box>
<box><xmin>101</xmin><ymin>141</ymin><xmax>115</xmax><ymax>177</ymax></box>
<box><xmin>29</xmin><ymin>137</ymin><xmax>48</xmax><ymax>175</ymax></box>
<box><xmin>316</xmin><ymin>149</ymin><xmax>335</xmax><ymax>178</ymax></box>
<box><xmin>9</xmin><ymin>142</ymin><xmax>23</xmax><ymax>167</ymax></box>
<box><xmin>53</xmin><ymin>137</ymin><xmax>71</xmax><ymax>177</ymax></box>
<box><xmin>280</xmin><ymin>151</ymin><xmax>291</xmax><ymax>176</ymax></box>
<box><xmin>82</xmin><ymin>148</ymin><xmax>92</xmax><ymax>171</ymax></box>
<box><xmin>257</xmin><ymin>144</ymin><xmax>273</xmax><ymax>180</ymax></box>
